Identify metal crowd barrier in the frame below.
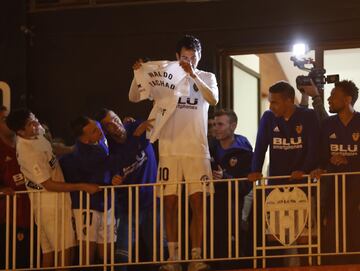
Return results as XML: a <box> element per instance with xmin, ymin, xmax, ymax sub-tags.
<box><xmin>1</xmin><ymin>171</ymin><xmax>360</xmax><ymax>270</ymax></box>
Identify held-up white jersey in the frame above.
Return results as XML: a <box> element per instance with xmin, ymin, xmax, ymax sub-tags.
<box><xmin>134</xmin><ymin>60</ymin><xmax>190</xmax><ymax>100</ymax></box>
<box><xmin>159</xmin><ymin>70</ymin><xmax>218</xmax><ymax>158</ymax></box>
<box><xmin>16</xmin><ymin>135</ymin><xmax>71</xmax><ymax>209</ymax></box>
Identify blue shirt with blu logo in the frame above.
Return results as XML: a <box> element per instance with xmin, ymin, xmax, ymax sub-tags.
<box><xmin>252</xmin><ymin>107</ymin><xmax>320</xmax><ymax>183</ymax></box>
<box><xmin>108</xmin><ymin>120</ymin><xmax>157</xmax><ymax>212</ymax></box>
<box><xmin>320</xmin><ymin>112</ymin><xmax>360</xmax><ymax>172</ymax></box>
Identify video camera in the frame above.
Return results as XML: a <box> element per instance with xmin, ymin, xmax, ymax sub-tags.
<box><xmin>290</xmin><ymin>56</ymin><xmax>339</xmax><ymax>91</ymax></box>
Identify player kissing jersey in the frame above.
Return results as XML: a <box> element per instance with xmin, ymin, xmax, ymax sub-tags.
<box><xmin>158</xmin><ymin>70</ymin><xmax>218</xmax><ymax>159</ymax></box>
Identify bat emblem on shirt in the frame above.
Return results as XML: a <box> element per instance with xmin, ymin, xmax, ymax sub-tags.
<box><xmin>352</xmin><ymin>132</ymin><xmax>359</xmax><ymax>142</ymax></box>
<box><xmin>295</xmin><ymin>125</ymin><xmax>303</xmax><ymax>134</ymax></box>
<box><xmin>229</xmin><ymin>157</ymin><xmax>238</xmax><ymax>167</ymax></box>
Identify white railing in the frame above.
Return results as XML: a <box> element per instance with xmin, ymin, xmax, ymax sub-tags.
<box><xmin>1</xmin><ymin>171</ymin><xmax>360</xmax><ymax>270</ymax></box>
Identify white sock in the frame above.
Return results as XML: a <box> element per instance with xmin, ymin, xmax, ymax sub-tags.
<box><xmin>191</xmin><ymin>247</ymin><xmax>202</xmax><ymax>259</ymax></box>
<box><xmin>168</xmin><ymin>242</ymin><xmax>179</xmax><ymax>260</ymax></box>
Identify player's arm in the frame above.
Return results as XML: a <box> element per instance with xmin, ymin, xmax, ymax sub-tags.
<box><xmin>310</xmin><ymin>119</ymin><xmax>330</xmax><ymax>183</ymax></box>
<box><xmin>129</xmin><ymin>79</ymin><xmax>142</xmax><ymax>102</ymax></box>
<box><xmin>192</xmin><ymin>73</ymin><xmax>218</xmax><ymax>106</ymax></box>
<box><xmin>248</xmin><ymin>112</ymin><xmax>271</xmax><ymax>181</ymax></box>
<box><xmin>179</xmin><ymin>61</ymin><xmax>218</xmax><ymax>106</ymax></box>
<box><xmin>42</xmin><ymin>178</ymin><xmax>101</xmax><ymax>194</ymax></box>
<box><xmin>299</xmin><ymin>80</ymin><xmax>329</xmax><ymax>121</ymax></box>
<box><xmin>129</xmin><ymin>59</ymin><xmax>144</xmax><ymax>103</ymax></box>
<box><xmin>0</xmin><ymin>186</ymin><xmax>14</xmax><ymax>196</ymax></box>
<box><xmin>301</xmin><ymin>110</ymin><xmax>321</xmax><ymax>174</ymax></box>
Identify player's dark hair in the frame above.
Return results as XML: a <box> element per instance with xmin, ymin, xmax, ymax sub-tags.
<box><xmin>335</xmin><ymin>80</ymin><xmax>359</xmax><ymax>106</ymax></box>
<box><xmin>94</xmin><ymin>108</ymin><xmax>110</xmax><ymax>123</ymax></box>
<box><xmin>176</xmin><ymin>35</ymin><xmax>202</xmax><ymax>56</ymax></box>
<box><xmin>70</xmin><ymin>116</ymin><xmax>90</xmax><ymax>138</ymax></box>
<box><xmin>214</xmin><ymin>109</ymin><xmax>238</xmax><ymax>124</ymax></box>
<box><xmin>6</xmin><ymin>108</ymin><xmax>32</xmax><ymax>133</ymax></box>
<box><xmin>269</xmin><ymin>81</ymin><xmax>295</xmax><ymax>101</ymax></box>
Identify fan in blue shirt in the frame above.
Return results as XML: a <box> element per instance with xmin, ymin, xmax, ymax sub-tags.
<box><xmin>60</xmin><ymin>116</ymin><xmax>116</xmax><ymax>265</ymax></box>
<box><xmin>96</xmin><ymin>109</ymin><xmax>158</xmax><ymax>271</ymax></box>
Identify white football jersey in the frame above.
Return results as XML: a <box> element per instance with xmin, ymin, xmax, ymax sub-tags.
<box><xmin>159</xmin><ymin>70</ymin><xmax>218</xmax><ymax>158</ymax></box>
<box><xmin>134</xmin><ymin>60</ymin><xmax>190</xmax><ymax>100</ymax></box>
<box><xmin>16</xmin><ymin>135</ymin><xmax>71</xmax><ymax>209</ymax></box>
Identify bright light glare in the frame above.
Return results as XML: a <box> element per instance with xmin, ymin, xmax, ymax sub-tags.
<box><xmin>292</xmin><ymin>43</ymin><xmax>307</xmax><ymax>57</ymax></box>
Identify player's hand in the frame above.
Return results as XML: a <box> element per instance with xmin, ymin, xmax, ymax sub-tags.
<box><xmin>212</xmin><ymin>165</ymin><xmax>223</xmax><ymax>180</ymax></box>
<box><xmin>298</xmin><ymin>79</ymin><xmax>320</xmax><ymax>97</ymax></box>
<box><xmin>330</xmin><ymin>154</ymin><xmax>348</xmax><ymax>166</ymax></box>
<box><xmin>248</xmin><ymin>172</ymin><xmax>262</xmax><ymax>182</ymax></box>
<box><xmin>0</xmin><ymin>187</ymin><xmax>15</xmax><ymax>196</ymax></box>
<box><xmin>123</xmin><ymin>116</ymin><xmax>136</xmax><ymax>124</ymax></box>
<box><xmin>133</xmin><ymin>119</ymin><xmax>154</xmax><ymax>137</ymax></box>
<box><xmin>81</xmin><ymin>183</ymin><xmax>101</xmax><ymax>194</ymax></box>
<box><xmin>291</xmin><ymin>170</ymin><xmax>305</xmax><ymax>180</ymax></box>
<box><xmin>310</xmin><ymin>168</ymin><xmax>326</xmax><ymax>180</ymax></box>
<box><xmin>179</xmin><ymin>60</ymin><xmax>196</xmax><ymax>78</ymax></box>
<box><xmin>132</xmin><ymin>59</ymin><xmax>144</xmax><ymax>70</ymax></box>
<box><xmin>112</xmin><ymin>175</ymin><xmax>124</xmax><ymax>186</ymax></box>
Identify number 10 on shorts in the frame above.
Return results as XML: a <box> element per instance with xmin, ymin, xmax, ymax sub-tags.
<box><xmin>159</xmin><ymin>167</ymin><xmax>169</xmax><ymax>181</ymax></box>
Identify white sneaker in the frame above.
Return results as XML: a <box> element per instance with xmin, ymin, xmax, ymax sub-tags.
<box><xmin>159</xmin><ymin>262</ymin><xmax>182</xmax><ymax>271</ymax></box>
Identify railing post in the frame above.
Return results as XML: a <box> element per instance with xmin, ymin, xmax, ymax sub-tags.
<box><xmin>135</xmin><ymin>186</ymin><xmax>139</xmax><ymax>263</ymax></box>
<box><xmin>128</xmin><ymin>187</ymin><xmax>132</xmax><ymax>264</ymax></box>
<box><xmin>86</xmin><ymin>192</ymin><xmax>90</xmax><ymax>265</ymax></box>
<box><xmin>202</xmin><ymin>179</ymin><xmax>207</xmax><ymax>259</ymax></box>
<box><xmin>160</xmin><ymin>183</ymin><xmax>164</xmax><ymax>262</ymax></box>
<box><xmin>227</xmin><ymin>180</ymin><xmax>232</xmax><ymax>258</ymax></box>
<box><xmin>335</xmin><ymin>174</ymin><xmax>339</xmax><ymax>253</ymax></box>
<box><xmin>235</xmin><ymin>179</ymin><xmax>239</xmax><ymax>258</ymax></box>
<box><xmin>253</xmin><ymin>182</ymin><xmax>257</xmax><ymax>269</ymax></box>
<box><xmin>261</xmin><ymin>179</ymin><xmax>266</xmax><ymax>268</ymax></box>
<box><xmin>30</xmin><ymin>193</ymin><xmax>34</xmax><ymax>269</ymax></box>
<box><xmin>111</xmin><ymin>187</ymin><xmax>115</xmax><ymax>271</ymax></box>
<box><xmin>153</xmin><ymin>185</ymin><xmax>157</xmax><ymax>262</ymax></box>
<box><xmin>5</xmin><ymin>195</ymin><xmax>10</xmax><ymax>270</ymax></box>
<box><xmin>79</xmin><ymin>191</ymin><xmax>83</xmax><ymax>266</ymax></box>
<box><xmin>103</xmin><ymin>187</ymin><xmax>108</xmax><ymax>271</ymax></box>
<box><xmin>316</xmin><ymin>177</ymin><xmax>321</xmax><ymax>265</ymax></box>
<box><xmin>178</xmin><ymin>181</ymin><xmax>182</xmax><ymax>261</ymax></box>
<box><xmin>307</xmin><ymin>176</ymin><xmax>312</xmax><ymax>266</ymax></box>
<box><xmin>54</xmin><ymin>193</ymin><xmax>59</xmax><ymax>268</ymax></box>
<box><xmin>342</xmin><ymin>174</ymin><xmax>347</xmax><ymax>253</ymax></box>
<box><xmin>61</xmin><ymin>192</ymin><xmax>65</xmax><ymax>267</ymax></box>
<box><xmin>210</xmin><ymin>181</ymin><xmax>214</xmax><ymax>260</ymax></box>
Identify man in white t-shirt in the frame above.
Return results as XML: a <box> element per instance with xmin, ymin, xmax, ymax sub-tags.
<box><xmin>129</xmin><ymin>35</ymin><xmax>218</xmax><ymax>271</ymax></box>
<box><xmin>6</xmin><ymin>109</ymin><xmax>100</xmax><ymax>268</ymax></box>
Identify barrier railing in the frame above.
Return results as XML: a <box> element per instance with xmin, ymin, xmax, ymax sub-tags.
<box><xmin>1</xmin><ymin>171</ymin><xmax>360</xmax><ymax>270</ymax></box>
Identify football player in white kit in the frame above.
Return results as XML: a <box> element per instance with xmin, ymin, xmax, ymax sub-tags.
<box><xmin>129</xmin><ymin>35</ymin><xmax>218</xmax><ymax>271</ymax></box>
<box><xmin>6</xmin><ymin>109</ymin><xmax>100</xmax><ymax>268</ymax></box>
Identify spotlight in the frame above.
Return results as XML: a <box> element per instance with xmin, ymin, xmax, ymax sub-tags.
<box><xmin>292</xmin><ymin>43</ymin><xmax>307</xmax><ymax>57</ymax></box>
